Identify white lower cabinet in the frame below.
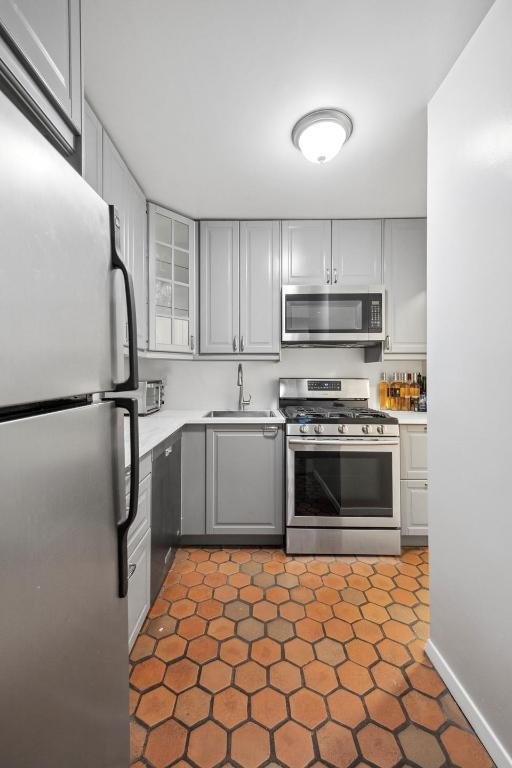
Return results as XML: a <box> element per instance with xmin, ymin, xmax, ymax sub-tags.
<box><xmin>127</xmin><ymin>453</ymin><xmax>152</xmax><ymax>650</ymax></box>
<box><xmin>400</xmin><ymin>424</ymin><xmax>428</xmax><ymax>537</ymax></box>
<box><xmin>128</xmin><ymin>529</ymin><xmax>151</xmax><ymax>650</ymax></box>
<box><xmin>401</xmin><ymin>480</ymin><xmax>428</xmax><ymax>536</ymax></box>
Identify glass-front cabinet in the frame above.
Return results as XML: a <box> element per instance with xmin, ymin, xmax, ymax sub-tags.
<box><xmin>148</xmin><ymin>204</ymin><xmax>196</xmax><ymax>354</ymax></box>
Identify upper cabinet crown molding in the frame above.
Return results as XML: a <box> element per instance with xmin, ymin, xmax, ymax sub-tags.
<box><xmin>0</xmin><ymin>0</ymin><xmax>82</xmax><ymax>158</ymax></box>
<box><xmin>383</xmin><ymin>218</ymin><xmax>426</xmax><ymax>356</ymax></box>
<box><xmin>200</xmin><ymin>220</ymin><xmax>280</xmax><ymax>356</ymax></box>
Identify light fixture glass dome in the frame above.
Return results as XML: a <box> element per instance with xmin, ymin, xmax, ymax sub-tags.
<box><xmin>292</xmin><ymin>108</ymin><xmax>353</xmax><ymax>164</ymax></box>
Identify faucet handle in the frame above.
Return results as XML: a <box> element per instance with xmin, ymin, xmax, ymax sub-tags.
<box><xmin>243</xmin><ymin>393</ymin><xmax>252</xmax><ymax>408</ymax></box>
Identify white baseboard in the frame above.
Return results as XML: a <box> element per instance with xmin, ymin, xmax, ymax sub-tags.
<box><xmin>426</xmin><ymin>639</ymin><xmax>511</xmax><ymax>768</ymax></box>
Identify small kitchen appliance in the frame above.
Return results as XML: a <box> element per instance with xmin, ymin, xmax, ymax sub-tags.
<box><xmin>281</xmin><ymin>285</ymin><xmax>385</xmax><ymax>346</ymax></box>
<box><xmin>132</xmin><ymin>379</ymin><xmax>164</xmax><ymax>415</ymax></box>
<box><xmin>280</xmin><ymin>378</ymin><xmax>400</xmax><ymax>555</ymax></box>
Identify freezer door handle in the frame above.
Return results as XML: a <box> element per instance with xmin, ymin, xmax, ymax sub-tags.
<box><xmin>109</xmin><ymin>397</ymin><xmax>139</xmax><ymax>598</ymax></box>
<box><xmin>109</xmin><ymin>205</ymin><xmax>139</xmax><ymax>392</ymax></box>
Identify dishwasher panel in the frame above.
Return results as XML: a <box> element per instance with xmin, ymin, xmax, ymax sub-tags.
<box><xmin>151</xmin><ymin>430</ymin><xmax>181</xmax><ymax>602</ymax></box>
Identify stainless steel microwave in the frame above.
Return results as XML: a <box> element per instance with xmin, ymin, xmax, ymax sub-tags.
<box><xmin>281</xmin><ymin>285</ymin><xmax>385</xmax><ymax>346</ymax></box>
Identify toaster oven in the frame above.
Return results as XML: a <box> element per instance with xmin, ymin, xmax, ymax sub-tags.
<box><xmin>134</xmin><ymin>380</ymin><xmax>164</xmax><ymax>415</ymax></box>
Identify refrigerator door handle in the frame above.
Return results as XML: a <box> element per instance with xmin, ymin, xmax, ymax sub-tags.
<box><xmin>108</xmin><ymin>397</ymin><xmax>139</xmax><ymax>598</ymax></box>
<box><xmin>109</xmin><ymin>205</ymin><xmax>139</xmax><ymax>392</ymax></box>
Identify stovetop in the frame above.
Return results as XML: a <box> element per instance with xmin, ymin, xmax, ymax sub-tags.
<box><xmin>281</xmin><ymin>401</ymin><xmax>398</xmax><ymax>425</ymax></box>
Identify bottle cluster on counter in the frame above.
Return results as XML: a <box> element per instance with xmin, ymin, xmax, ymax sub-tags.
<box><xmin>379</xmin><ymin>372</ymin><xmax>427</xmax><ymax>412</ymax></box>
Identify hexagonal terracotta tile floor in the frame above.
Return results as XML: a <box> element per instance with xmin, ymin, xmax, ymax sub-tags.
<box><xmin>130</xmin><ymin>547</ymin><xmax>494</xmax><ymax>768</ymax></box>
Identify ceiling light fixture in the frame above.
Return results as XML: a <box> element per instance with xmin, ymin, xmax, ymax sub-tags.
<box><xmin>291</xmin><ymin>108</ymin><xmax>353</xmax><ymax>164</ymax></box>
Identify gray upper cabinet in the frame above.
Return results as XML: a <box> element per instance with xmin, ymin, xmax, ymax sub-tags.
<box><xmin>200</xmin><ymin>221</ymin><xmax>280</xmax><ymax>355</ymax></box>
<box><xmin>383</xmin><ymin>218</ymin><xmax>427</xmax><ymax>356</ymax></box>
<box><xmin>200</xmin><ymin>221</ymin><xmax>239</xmax><ymax>353</ymax></box>
<box><xmin>331</xmin><ymin>220</ymin><xmax>382</xmax><ymax>285</ymax></box>
<box><xmin>102</xmin><ymin>130</ymin><xmax>147</xmax><ymax>350</ymax></box>
<box><xmin>206</xmin><ymin>424</ymin><xmax>284</xmax><ymax>535</ymax></box>
<box><xmin>148</xmin><ymin>205</ymin><xmax>196</xmax><ymax>354</ymax></box>
<box><xmin>281</xmin><ymin>220</ymin><xmax>331</xmax><ymax>284</ymax></box>
<box><xmin>239</xmin><ymin>221</ymin><xmax>280</xmax><ymax>354</ymax></box>
<box><xmin>0</xmin><ymin>0</ymin><xmax>81</xmax><ymax>153</ymax></box>
<box><xmin>82</xmin><ymin>100</ymin><xmax>102</xmax><ymax>196</ymax></box>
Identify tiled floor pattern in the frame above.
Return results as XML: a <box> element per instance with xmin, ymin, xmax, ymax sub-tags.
<box><xmin>129</xmin><ymin>547</ymin><xmax>494</xmax><ymax>768</ymax></box>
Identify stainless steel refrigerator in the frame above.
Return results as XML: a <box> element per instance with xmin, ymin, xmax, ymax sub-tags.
<box><xmin>0</xmin><ymin>91</ymin><xmax>139</xmax><ymax>767</ymax></box>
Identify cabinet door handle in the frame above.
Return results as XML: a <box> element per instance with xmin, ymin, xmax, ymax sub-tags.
<box><xmin>165</xmin><ymin>446</ymin><xmax>173</xmax><ymax>456</ymax></box>
<box><xmin>424</xmin><ymin>482</ymin><xmax>428</xmax><ymax>489</ymax></box>
<box><xmin>326</xmin><ymin>267</ymin><xmax>331</xmax><ymax>284</ymax></box>
<box><xmin>240</xmin><ymin>336</ymin><xmax>245</xmax><ymax>352</ymax></box>
<box><xmin>128</xmin><ymin>563</ymin><xmax>137</xmax><ymax>579</ymax></box>
<box><xmin>385</xmin><ymin>335</ymin><xmax>390</xmax><ymax>351</ymax></box>
<box><xmin>190</xmin><ymin>335</ymin><xmax>195</xmax><ymax>352</ymax></box>
<box><xmin>233</xmin><ymin>335</ymin><xmax>239</xmax><ymax>352</ymax></box>
<box><xmin>333</xmin><ymin>268</ymin><xmax>338</xmax><ymax>284</ymax></box>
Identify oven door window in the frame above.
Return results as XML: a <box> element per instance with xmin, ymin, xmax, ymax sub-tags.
<box><xmin>285</xmin><ymin>293</ymin><xmax>367</xmax><ymax>334</ymax></box>
<box><xmin>294</xmin><ymin>450</ymin><xmax>393</xmax><ymax>517</ymax></box>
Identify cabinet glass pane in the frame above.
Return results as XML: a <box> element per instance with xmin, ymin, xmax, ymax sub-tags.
<box><xmin>156</xmin><ymin>260</ymin><xmax>172</xmax><ymax>280</ymax></box>
<box><xmin>174</xmin><ymin>221</ymin><xmax>189</xmax><ymax>249</ymax></box>
<box><xmin>174</xmin><ymin>249</ymin><xmax>189</xmax><ymax>268</ymax></box>
<box><xmin>174</xmin><ymin>283</ymin><xmax>189</xmax><ymax>313</ymax></box>
<box><xmin>174</xmin><ymin>265</ymin><xmax>189</xmax><ymax>284</ymax></box>
<box><xmin>155</xmin><ymin>214</ymin><xmax>172</xmax><ymax>245</ymax></box>
<box><xmin>156</xmin><ymin>243</ymin><xmax>172</xmax><ymax>263</ymax></box>
<box><xmin>156</xmin><ymin>279</ymin><xmax>172</xmax><ymax>308</ymax></box>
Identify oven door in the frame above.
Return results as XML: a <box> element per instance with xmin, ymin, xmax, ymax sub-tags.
<box><xmin>287</xmin><ymin>437</ymin><xmax>400</xmax><ymax>528</ymax></box>
<box><xmin>282</xmin><ymin>285</ymin><xmax>384</xmax><ymax>343</ymax></box>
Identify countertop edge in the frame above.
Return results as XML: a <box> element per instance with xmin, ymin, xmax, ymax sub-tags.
<box><xmin>124</xmin><ymin>410</ymin><xmax>286</xmax><ymax>468</ymax></box>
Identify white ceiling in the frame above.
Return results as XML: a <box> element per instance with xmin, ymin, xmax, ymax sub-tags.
<box><xmin>83</xmin><ymin>0</ymin><xmax>494</xmax><ymax>219</ymax></box>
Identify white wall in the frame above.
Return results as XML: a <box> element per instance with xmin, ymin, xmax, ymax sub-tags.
<box><xmin>139</xmin><ymin>349</ymin><xmax>425</xmax><ymax>411</ymax></box>
<box><xmin>428</xmin><ymin>1</ymin><xmax>512</xmax><ymax>765</ymax></box>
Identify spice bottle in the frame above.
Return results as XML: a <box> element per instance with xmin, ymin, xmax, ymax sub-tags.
<box><xmin>379</xmin><ymin>373</ymin><xmax>389</xmax><ymax>409</ymax></box>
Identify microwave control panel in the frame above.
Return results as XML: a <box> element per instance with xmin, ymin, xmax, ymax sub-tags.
<box><xmin>368</xmin><ymin>297</ymin><xmax>383</xmax><ymax>332</ymax></box>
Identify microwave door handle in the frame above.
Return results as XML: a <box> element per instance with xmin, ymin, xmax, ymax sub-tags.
<box><xmin>109</xmin><ymin>205</ymin><xmax>139</xmax><ymax>392</ymax></box>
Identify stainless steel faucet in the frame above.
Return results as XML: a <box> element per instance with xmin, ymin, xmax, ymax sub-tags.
<box><xmin>237</xmin><ymin>363</ymin><xmax>252</xmax><ymax>411</ymax></box>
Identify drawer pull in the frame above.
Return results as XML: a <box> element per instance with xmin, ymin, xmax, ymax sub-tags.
<box><xmin>424</xmin><ymin>482</ymin><xmax>428</xmax><ymax>488</ymax></box>
<box><xmin>128</xmin><ymin>563</ymin><xmax>137</xmax><ymax>579</ymax></box>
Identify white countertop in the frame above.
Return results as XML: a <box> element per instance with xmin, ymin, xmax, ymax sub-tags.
<box><xmin>383</xmin><ymin>410</ymin><xmax>428</xmax><ymax>425</ymax></box>
<box><xmin>124</xmin><ymin>409</ymin><xmax>285</xmax><ymax>467</ymax></box>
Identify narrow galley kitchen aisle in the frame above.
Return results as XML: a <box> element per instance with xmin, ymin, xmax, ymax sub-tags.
<box><xmin>129</xmin><ymin>547</ymin><xmax>494</xmax><ymax>768</ymax></box>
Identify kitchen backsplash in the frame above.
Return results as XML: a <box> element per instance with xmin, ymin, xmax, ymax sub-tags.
<box><xmin>138</xmin><ymin>349</ymin><xmax>426</xmax><ymax>411</ymax></box>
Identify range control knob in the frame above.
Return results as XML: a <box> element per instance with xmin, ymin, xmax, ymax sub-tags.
<box><xmin>362</xmin><ymin>425</ymin><xmax>371</xmax><ymax>434</ymax></box>
<box><xmin>338</xmin><ymin>424</ymin><xmax>347</xmax><ymax>434</ymax></box>
<box><xmin>377</xmin><ymin>425</ymin><xmax>384</xmax><ymax>434</ymax></box>
<box><xmin>299</xmin><ymin>424</ymin><xmax>309</xmax><ymax>434</ymax></box>
<box><xmin>314</xmin><ymin>424</ymin><xmax>325</xmax><ymax>434</ymax></box>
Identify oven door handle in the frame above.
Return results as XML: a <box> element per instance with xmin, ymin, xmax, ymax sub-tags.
<box><xmin>287</xmin><ymin>438</ymin><xmax>400</xmax><ymax>446</ymax></box>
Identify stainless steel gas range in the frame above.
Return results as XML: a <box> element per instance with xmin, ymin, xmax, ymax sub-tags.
<box><xmin>280</xmin><ymin>378</ymin><xmax>400</xmax><ymax>556</ymax></box>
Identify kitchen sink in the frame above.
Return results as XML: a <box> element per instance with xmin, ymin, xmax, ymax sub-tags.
<box><xmin>206</xmin><ymin>410</ymin><xmax>276</xmax><ymax>418</ymax></box>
